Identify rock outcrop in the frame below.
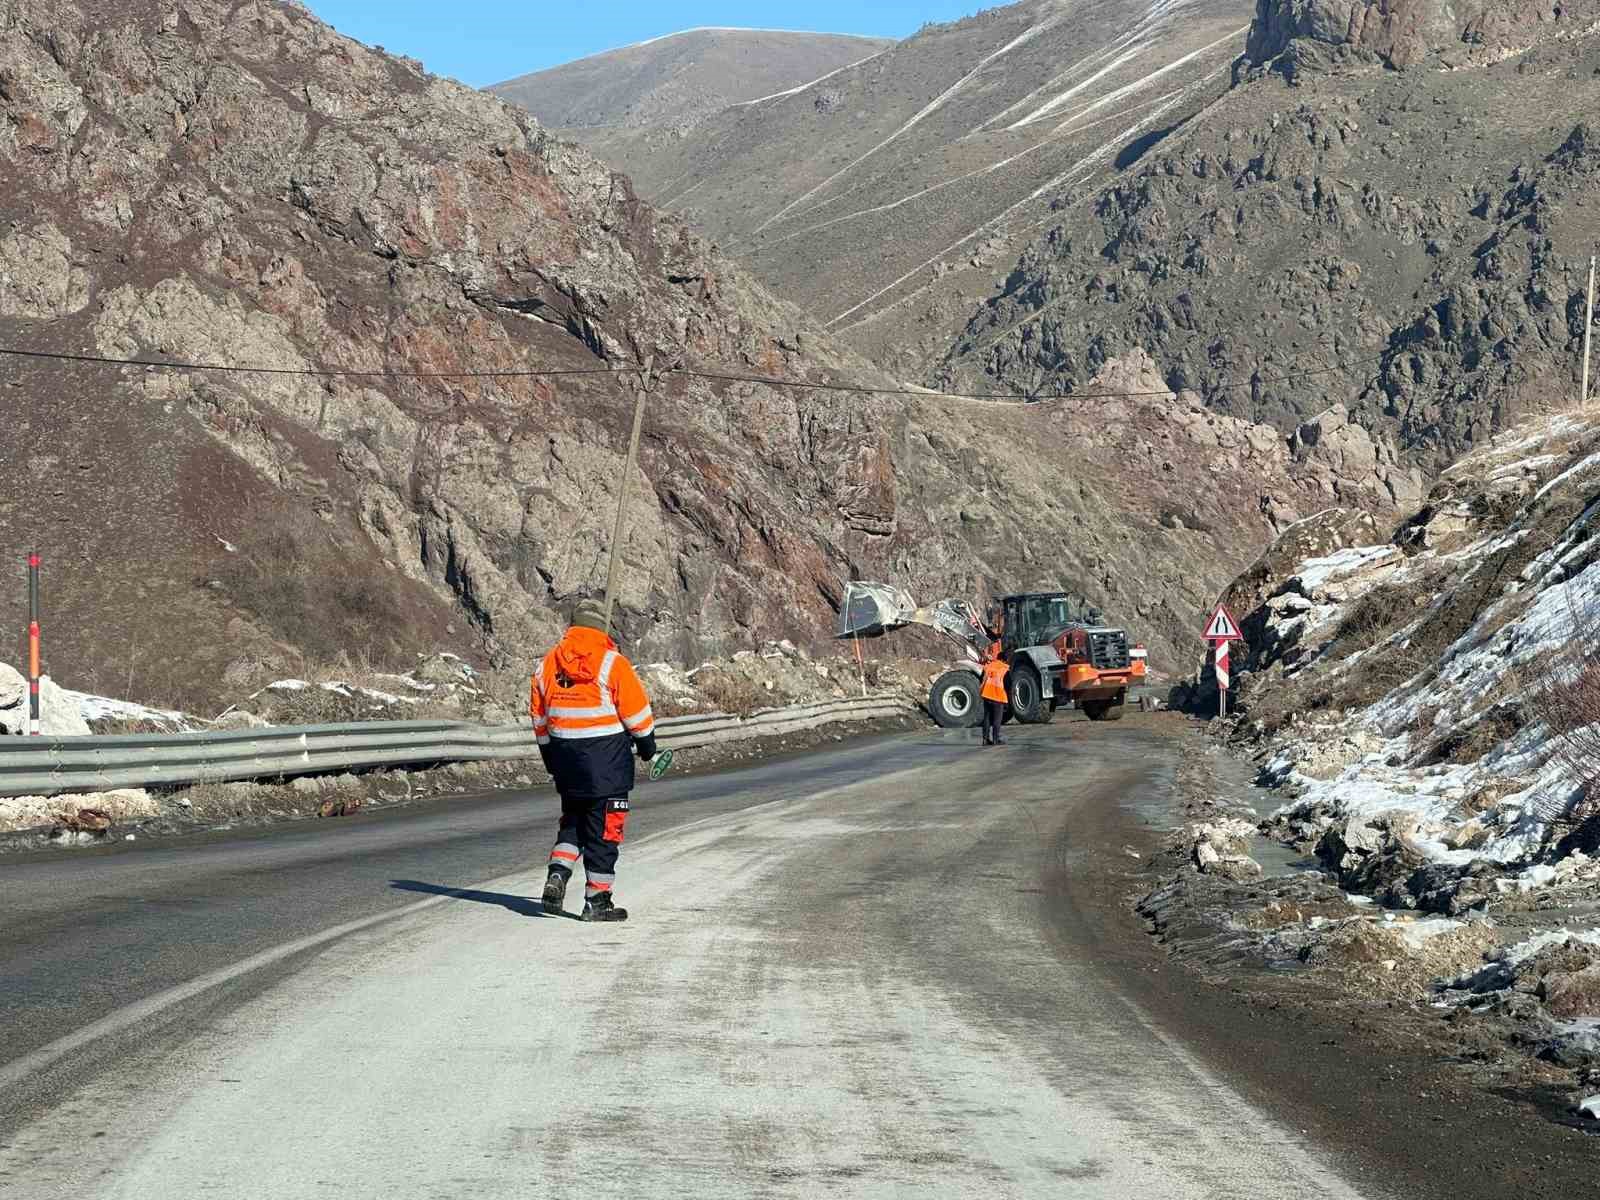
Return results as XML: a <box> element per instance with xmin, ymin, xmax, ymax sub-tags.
<box><xmin>944</xmin><ymin>11</ymin><xmax>1600</xmax><ymax>473</ymax></box>
<box><xmin>1242</xmin><ymin>0</ymin><xmax>1600</xmax><ymax>74</ymax></box>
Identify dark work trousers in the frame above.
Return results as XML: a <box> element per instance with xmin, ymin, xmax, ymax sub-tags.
<box><xmin>983</xmin><ymin>699</ymin><xmax>1005</xmax><ymax>745</ymax></box>
<box><xmin>548</xmin><ymin>795</ymin><xmax>630</xmax><ymax>900</ymax></box>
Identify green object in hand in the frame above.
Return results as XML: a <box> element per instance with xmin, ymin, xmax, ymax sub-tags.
<box><xmin>649</xmin><ymin>748</ymin><xmax>674</xmax><ymax>780</ymax></box>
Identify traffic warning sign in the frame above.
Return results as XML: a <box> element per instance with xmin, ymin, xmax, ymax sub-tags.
<box><xmin>1203</xmin><ymin>603</ymin><xmax>1242</xmax><ymax>643</ymax></box>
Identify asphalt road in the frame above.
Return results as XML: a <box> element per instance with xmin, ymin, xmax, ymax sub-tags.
<box><xmin>0</xmin><ymin>722</ymin><xmax>1376</xmax><ymax>1198</ymax></box>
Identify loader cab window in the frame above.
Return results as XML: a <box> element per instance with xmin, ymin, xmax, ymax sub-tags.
<box><xmin>1004</xmin><ymin>595</ymin><xmax>1076</xmax><ymax>648</ymax></box>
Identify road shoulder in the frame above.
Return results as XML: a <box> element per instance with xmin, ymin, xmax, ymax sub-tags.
<box><xmin>1059</xmin><ymin>717</ymin><xmax>1596</xmax><ymax>1200</ymax></box>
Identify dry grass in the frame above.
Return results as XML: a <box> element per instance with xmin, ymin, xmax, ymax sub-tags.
<box><xmin>1418</xmin><ymin>703</ymin><xmax>1528</xmax><ymax>766</ymax></box>
<box><xmin>1525</xmin><ymin>584</ymin><xmax>1600</xmax><ymax>830</ymax></box>
<box><xmin>214</xmin><ymin>505</ymin><xmax>426</xmax><ymax>666</ymax></box>
<box><xmin>691</xmin><ymin>667</ymin><xmax>777</xmax><ymax>716</ymax></box>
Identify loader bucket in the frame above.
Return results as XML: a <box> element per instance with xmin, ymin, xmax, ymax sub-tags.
<box><xmin>836</xmin><ymin>581</ymin><xmax>916</xmax><ymax>639</ymax></box>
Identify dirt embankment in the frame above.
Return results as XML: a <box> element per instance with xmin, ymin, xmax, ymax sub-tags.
<box><xmin>1056</xmin><ymin>718</ymin><xmax>1598</xmax><ymax>1196</ymax></box>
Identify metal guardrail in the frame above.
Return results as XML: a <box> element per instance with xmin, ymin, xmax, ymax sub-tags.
<box><xmin>0</xmin><ymin>697</ymin><xmax>917</xmax><ymax>797</ymax></box>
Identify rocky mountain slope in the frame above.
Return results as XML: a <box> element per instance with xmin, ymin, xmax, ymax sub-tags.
<box><xmin>0</xmin><ymin>0</ymin><xmax>1418</xmax><ymax>715</ymax></box>
<box><xmin>942</xmin><ymin>0</ymin><xmax>1600</xmax><ymax>468</ymax></box>
<box><xmin>522</xmin><ymin>0</ymin><xmax>1256</xmax><ymax>373</ymax></box>
<box><xmin>489</xmin><ymin>28</ymin><xmax>893</xmax><ymax>133</ymax></box>
<box><xmin>1208</xmin><ymin>406</ymin><xmax>1600</xmax><ymax>1071</ymax></box>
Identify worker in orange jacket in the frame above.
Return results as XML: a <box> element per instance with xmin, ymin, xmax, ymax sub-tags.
<box><xmin>531</xmin><ymin>598</ymin><xmax>657</xmax><ymax>922</ymax></box>
<box><xmin>980</xmin><ymin>646</ymin><xmax>1008</xmax><ymax>747</ymax></box>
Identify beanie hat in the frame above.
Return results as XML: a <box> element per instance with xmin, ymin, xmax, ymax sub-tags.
<box><xmin>569</xmin><ymin>597</ymin><xmax>609</xmax><ymax>632</ymax></box>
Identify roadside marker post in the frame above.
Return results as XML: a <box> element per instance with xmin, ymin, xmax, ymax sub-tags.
<box><xmin>1202</xmin><ymin>602</ymin><xmax>1242</xmax><ymax>721</ymax></box>
<box><xmin>27</xmin><ymin>553</ymin><xmax>40</xmax><ymax>736</ymax></box>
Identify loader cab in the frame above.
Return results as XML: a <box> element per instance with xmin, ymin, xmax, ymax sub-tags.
<box><xmin>1000</xmin><ymin>593</ymin><xmax>1089</xmax><ymax>651</ymax></box>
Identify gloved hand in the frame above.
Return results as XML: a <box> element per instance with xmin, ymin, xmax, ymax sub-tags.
<box><xmin>635</xmin><ymin>733</ymin><xmax>658</xmax><ymax>763</ymax></box>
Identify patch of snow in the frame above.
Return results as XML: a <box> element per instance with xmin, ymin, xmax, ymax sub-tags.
<box><xmin>1395</xmin><ymin>916</ymin><xmax>1465</xmax><ymax>950</ymax></box>
<box><xmin>64</xmin><ymin>689</ymin><xmax>193</xmax><ymax>731</ymax></box>
<box><xmin>587</xmin><ymin>26</ymin><xmax>887</xmax><ymax>59</ymax></box>
<box><xmin>732</xmin><ymin>50</ymin><xmax>889</xmax><ymax>107</ymax></box>
<box><xmin>1013</xmin><ymin>24</ymin><xmax>1251</xmax><ymax>132</ymax></box>
<box><xmin>1289</xmin><ymin>545</ymin><xmax>1401</xmax><ymax>598</ymax></box>
<box><xmin>1498</xmin><ymin>928</ymin><xmax>1600</xmax><ymax>969</ymax></box>
<box><xmin>827</xmin><ymin>63</ymin><xmax>1226</xmax><ymax>331</ymax></box>
<box><xmin>754</xmin><ymin>13</ymin><xmax>1065</xmax><ymax>235</ymax></box>
<box><xmin>1533</xmin><ymin>449</ymin><xmax>1600</xmax><ymax>504</ymax></box>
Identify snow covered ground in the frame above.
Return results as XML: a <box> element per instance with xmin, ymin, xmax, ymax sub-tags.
<box><xmin>1230</xmin><ymin>413</ymin><xmax>1600</xmax><ymax>901</ymax></box>
<box><xmin>1181</xmin><ymin>418</ymin><xmax>1600</xmax><ymax>1098</ymax></box>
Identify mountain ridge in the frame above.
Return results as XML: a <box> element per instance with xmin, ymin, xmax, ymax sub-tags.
<box><xmin>489</xmin><ymin>27</ymin><xmax>894</xmax><ymax>132</ymax></box>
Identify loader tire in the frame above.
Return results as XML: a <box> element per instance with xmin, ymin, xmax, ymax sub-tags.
<box><xmin>1008</xmin><ymin>665</ymin><xmax>1052</xmax><ymax>725</ymax></box>
<box><xmin>929</xmin><ymin>671</ymin><xmax>982</xmax><ymax>728</ymax></box>
<box><xmin>1083</xmin><ymin>699</ymin><xmax>1126</xmax><ymax>722</ymax></box>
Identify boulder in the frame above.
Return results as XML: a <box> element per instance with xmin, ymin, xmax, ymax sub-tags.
<box><xmin>0</xmin><ymin>672</ymin><xmax>92</xmax><ymax>737</ymax></box>
<box><xmin>1540</xmin><ymin>1026</ymin><xmax>1600</xmax><ymax>1070</ymax></box>
<box><xmin>1190</xmin><ymin>820</ymin><xmax>1265</xmax><ymax>879</ymax></box>
<box><xmin>0</xmin><ymin>663</ymin><xmax>24</xmax><ymax>711</ymax></box>
<box><xmin>1543</xmin><ymin>966</ymin><xmax>1600</xmax><ymax>1020</ymax></box>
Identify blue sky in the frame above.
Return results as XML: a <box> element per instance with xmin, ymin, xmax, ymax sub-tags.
<box><xmin>301</xmin><ymin>2</ymin><xmax>988</xmax><ymax>87</ymax></box>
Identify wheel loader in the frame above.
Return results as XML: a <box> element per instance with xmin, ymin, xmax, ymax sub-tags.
<box><xmin>837</xmin><ymin>582</ymin><xmax>1147</xmax><ymax>727</ymax></box>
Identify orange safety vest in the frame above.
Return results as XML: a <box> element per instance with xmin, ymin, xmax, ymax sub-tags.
<box><xmin>980</xmin><ymin>657</ymin><xmax>1009</xmax><ymax>703</ymax></box>
<box><xmin>530</xmin><ymin>626</ymin><xmax>655</xmax><ymax>745</ymax></box>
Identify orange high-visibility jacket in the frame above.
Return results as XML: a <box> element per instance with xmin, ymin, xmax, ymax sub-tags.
<box><xmin>531</xmin><ymin>626</ymin><xmax>656</xmax><ymax>798</ymax></box>
<box><xmin>981</xmin><ymin>657</ymin><xmax>1009</xmax><ymax>703</ymax></box>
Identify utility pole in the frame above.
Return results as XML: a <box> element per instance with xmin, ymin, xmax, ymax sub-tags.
<box><xmin>602</xmin><ymin>355</ymin><xmax>654</xmax><ymax>637</ymax></box>
<box><xmin>1582</xmin><ymin>255</ymin><xmax>1596</xmax><ymax>411</ymax></box>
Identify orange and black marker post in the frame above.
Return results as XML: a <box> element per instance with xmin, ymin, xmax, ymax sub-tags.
<box><xmin>27</xmin><ymin>552</ymin><xmax>40</xmax><ymax>736</ymax></box>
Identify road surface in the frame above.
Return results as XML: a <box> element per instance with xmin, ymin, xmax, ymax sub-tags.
<box><xmin>1</xmin><ymin>723</ymin><xmax>1376</xmax><ymax>1198</ymax></box>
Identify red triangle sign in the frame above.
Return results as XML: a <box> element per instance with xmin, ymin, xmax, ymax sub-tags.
<box><xmin>1203</xmin><ymin>603</ymin><xmax>1242</xmax><ymax>642</ymax></box>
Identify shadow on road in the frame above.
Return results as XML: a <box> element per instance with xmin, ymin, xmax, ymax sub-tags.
<box><xmin>390</xmin><ymin>879</ymin><xmax>580</xmax><ymax>920</ymax></box>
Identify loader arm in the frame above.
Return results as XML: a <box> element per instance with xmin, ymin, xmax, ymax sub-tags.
<box><xmin>836</xmin><ymin>582</ymin><xmax>988</xmax><ymax>661</ymax></box>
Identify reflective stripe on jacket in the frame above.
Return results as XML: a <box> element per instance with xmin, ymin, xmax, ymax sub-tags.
<box><xmin>530</xmin><ymin>626</ymin><xmax>656</xmax><ymax>799</ymax></box>
<box><xmin>980</xmin><ymin>658</ymin><xmax>1009</xmax><ymax>703</ymax></box>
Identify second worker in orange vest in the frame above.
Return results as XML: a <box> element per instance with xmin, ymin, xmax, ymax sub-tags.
<box><xmin>531</xmin><ymin>598</ymin><xmax>657</xmax><ymax>922</ymax></box>
<box><xmin>980</xmin><ymin>651</ymin><xmax>1009</xmax><ymax>747</ymax></box>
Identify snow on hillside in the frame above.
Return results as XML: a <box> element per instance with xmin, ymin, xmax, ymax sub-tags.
<box><xmin>1223</xmin><ymin>411</ymin><xmax>1600</xmax><ymax>913</ymax></box>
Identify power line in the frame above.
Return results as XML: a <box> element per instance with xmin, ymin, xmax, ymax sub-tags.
<box><xmin>679</xmin><ymin>346</ymin><xmax>1397</xmax><ymax>403</ymax></box>
<box><xmin>0</xmin><ymin>345</ymin><xmax>625</xmax><ymax>381</ymax></box>
<box><xmin>0</xmin><ymin>340</ymin><xmax>1402</xmax><ymax>403</ymax></box>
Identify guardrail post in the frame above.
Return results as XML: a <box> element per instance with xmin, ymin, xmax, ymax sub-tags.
<box><xmin>27</xmin><ymin>553</ymin><xmax>41</xmax><ymax>737</ymax></box>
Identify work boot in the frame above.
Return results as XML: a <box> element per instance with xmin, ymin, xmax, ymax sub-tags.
<box><xmin>541</xmin><ymin>868</ymin><xmax>568</xmax><ymax>915</ymax></box>
<box><xmin>582</xmin><ymin>892</ymin><xmax>629</xmax><ymax>922</ymax></box>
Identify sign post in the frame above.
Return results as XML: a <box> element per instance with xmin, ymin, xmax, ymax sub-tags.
<box><xmin>1202</xmin><ymin>602</ymin><xmax>1242</xmax><ymax>721</ymax></box>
